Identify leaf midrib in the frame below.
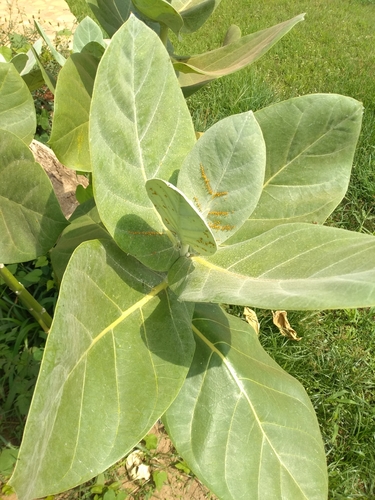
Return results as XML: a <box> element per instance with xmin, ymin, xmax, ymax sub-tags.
<box><xmin>192</xmin><ymin>324</ymin><xmax>309</xmax><ymax>498</ymax></box>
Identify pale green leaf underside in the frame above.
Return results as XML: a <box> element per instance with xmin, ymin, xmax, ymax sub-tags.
<box><xmin>90</xmin><ymin>16</ymin><xmax>196</xmax><ymax>271</ymax></box>
<box><xmin>172</xmin><ymin>14</ymin><xmax>304</xmax><ymax>77</ymax></box>
<box><xmin>146</xmin><ymin>178</ymin><xmax>217</xmax><ymax>255</ymax></box>
<box><xmin>73</xmin><ymin>16</ymin><xmax>105</xmax><ymax>53</ymax></box>
<box><xmin>228</xmin><ymin>94</ymin><xmax>363</xmax><ymax>242</ymax></box>
<box><xmin>0</xmin><ymin>63</ymin><xmax>36</xmax><ymax>144</ymax></box>
<box><xmin>168</xmin><ymin>223</ymin><xmax>375</xmax><ymax>310</ymax></box>
<box><xmin>163</xmin><ymin>303</ymin><xmax>327</xmax><ymax>500</ymax></box>
<box><xmin>177</xmin><ymin>111</ymin><xmax>266</xmax><ymax>244</ymax></box>
<box><xmin>50</xmin><ymin>45</ymin><xmax>104</xmax><ymax>171</ymax></box>
<box><xmin>0</xmin><ymin>130</ymin><xmax>68</xmax><ymax>264</ymax></box>
<box><xmin>9</xmin><ymin>239</ymin><xmax>195</xmax><ymax>499</ymax></box>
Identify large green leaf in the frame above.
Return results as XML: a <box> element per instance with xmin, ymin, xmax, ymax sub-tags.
<box><xmin>172</xmin><ymin>14</ymin><xmax>304</xmax><ymax>77</ymax></box>
<box><xmin>227</xmin><ymin>94</ymin><xmax>363</xmax><ymax>242</ymax></box>
<box><xmin>90</xmin><ymin>15</ymin><xmax>196</xmax><ymax>271</ymax></box>
<box><xmin>132</xmin><ymin>0</ymin><xmax>183</xmax><ymax>35</ymax></box>
<box><xmin>49</xmin><ymin>44</ymin><xmax>104</xmax><ymax>171</ymax></box>
<box><xmin>86</xmin><ymin>0</ymin><xmax>132</xmax><ymax>36</ymax></box>
<box><xmin>168</xmin><ymin>223</ymin><xmax>375</xmax><ymax>310</ymax></box>
<box><xmin>0</xmin><ymin>130</ymin><xmax>68</xmax><ymax>264</ymax></box>
<box><xmin>73</xmin><ymin>16</ymin><xmax>106</xmax><ymax>52</ymax></box>
<box><xmin>177</xmin><ymin>111</ymin><xmax>266</xmax><ymax>244</ymax></box>
<box><xmin>164</xmin><ymin>303</ymin><xmax>328</xmax><ymax>500</ymax></box>
<box><xmin>9</xmin><ymin>239</ymin><xmax>195</xmax><ymax>499</ymax></box>
<box><xmin>0</xmin><ymin>63</ymin><xmax>36</xmax><ymax>144</ymax></box>
<box><xmin>50</xmin><ymin>198</ymin><xmax>111</xmax><ymax>283</ymax></box>
<box><xmin>171</xmin><ymin>0</ymin><xmax>221</xmax><ymax>34</ymax></box>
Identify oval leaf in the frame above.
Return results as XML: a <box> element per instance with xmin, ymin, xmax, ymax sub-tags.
<box><xmin>50</xmin><ymin>44</ymin><xmax>104</xmax><ymax>171</ymax></box>
<box><xmin>163</xmin><ymin>303</ymin><xmax>328</xmax><ymax>500</ymax></box>
<box><xmin>177</xmin><ymin>111</ymin><xmax>266</xmax><ymax>244</ymax></box>
<box><xmin>73</xmin><ymin>16</ymin><xmax>106</xmax><ymax>52</ymax></box>
<box><xmin>169</xmin><ymin>223</ymin><xmax>375</xmax><ymax>310</ymax></box>
<box><xmin>9</xmin><ymin>239</ymin><xmax>195</xmax><ymax>499</ymax></box>
<box><xmin>0</xmin><ymin>63</ymin><xmax>36</xmax><ymax>144</ymax></box>
<box><xmin>228</xmin><ymin>94</ymin><xmax>364</xmax><ymax>242</ymax></box>
<box><xmin>146</xmin><ymin>178</ymin><xmax>217</xmax><ymax>255</ymax></box>
<box><xmin>90</xmin><ymin>15</ymin><xmax>196</xmax><ymax>271</ymax></box>
<box><xmin>0</xmin><ymin>130</ymin><xmax>68</xmax><ymax>263</ymax></box>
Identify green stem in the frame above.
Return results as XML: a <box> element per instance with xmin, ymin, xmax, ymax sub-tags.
<box><xmin>180</xmin><ymin>244</ymin><xmax>189</xmax><ymax>256</ymax></box>
<box><xmin>0</xmin><ymin>263</ymin><xmax>52</xmax><ymax>333</ymax></box>
<box><xmin>159</xmin><ymin>23</ymin><xmax>169</xmax><ymax>47</ymax></box>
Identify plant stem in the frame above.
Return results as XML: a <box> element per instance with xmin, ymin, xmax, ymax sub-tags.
<box><xmin>0</xmin><ymin>263</ymin><xmax>52</xmax><ymax>333</ymax></box>
<box><xmin>180</xmin><ymin>244</ymin><xmax>189</xmax><ymax>256</ymax></box>
<box><xmin>159</xmin><ymin>23</ymin><xmax>169</xmax><ymax>47</ymax></box>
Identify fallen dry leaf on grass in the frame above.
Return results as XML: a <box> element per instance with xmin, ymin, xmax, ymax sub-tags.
<box><xmin>243</xmin><ymin>307</ymin><xmax>260</xmax><ymax>335</ymax></box>
<box><xmin>272</xmin><ymin>310</ymin><xmax>301</xmax><ymax>341</ymax></box>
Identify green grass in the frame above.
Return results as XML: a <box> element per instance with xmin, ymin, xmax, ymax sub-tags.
<box><xmin>0</xmin><ymin>260</ymin><xmax>56</xmax><ymax>448</ymax></box>
<box><xmin>260</xmin><ymin>308</ymin><xmax>375</xmax><ymax>498</ymax></box>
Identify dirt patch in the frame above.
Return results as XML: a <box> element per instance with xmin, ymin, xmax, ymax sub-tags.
<box><xmin>108</xmin><ymin>422</ymin><xmax>217</xmax><ymax>500</ymax></box>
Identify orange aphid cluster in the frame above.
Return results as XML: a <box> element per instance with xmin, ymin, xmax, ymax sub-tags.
<box><xmin>193</xmin><ymin>196</ymin><xmax>203</xmax><ymax>212</ymax></box>
<box><xmin>192</xmin><ymin>165</ymin><xmax>235</xmax><ymax>232</ymax></box>
<box><xmin>208</xmin><ymin>221</ymin><xmax>234</xmax><ymax>231</ymax></box>
<box><xmin>200</xmin><ymin>164</ymin><xmax>227</xmax><ymax>198</ymax></box>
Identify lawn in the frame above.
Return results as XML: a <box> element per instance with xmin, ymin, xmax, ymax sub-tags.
<box><xmin>1</xmin><ymin>0</ymin><xmax>375</xmax><ymax>498</ymax></box>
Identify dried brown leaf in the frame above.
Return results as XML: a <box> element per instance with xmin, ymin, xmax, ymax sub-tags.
<box><xmin>272</xmin><ymin>310</ymin><xmax>301</xmax><ymax>341</ymax></box>
<box><xmin>243</xmin><ymin>307</ymin><xmax>260</xmax><ymax>335</ymax></box>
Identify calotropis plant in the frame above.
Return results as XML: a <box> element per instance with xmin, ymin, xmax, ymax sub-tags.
<box><xmin>45</xmin><ymin>0</ymin><xmax>304</xmax><ymax>171</ymax></box>
<box><xmin>1</xmin><ymin>14</ymin><xmax>375</xmax><ymax>500</ymax></box>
